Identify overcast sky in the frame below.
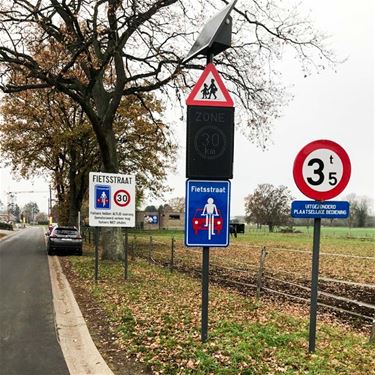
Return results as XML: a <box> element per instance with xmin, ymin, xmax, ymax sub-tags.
<box><xmin>0</xmin><ymin>0</ymin><xmax>373</xmax><ymax>217</ymax></box>
<box><xmin>156</xmin><ymin>0</ymin><xmax>374</xmax><ymax>216</ymax></box>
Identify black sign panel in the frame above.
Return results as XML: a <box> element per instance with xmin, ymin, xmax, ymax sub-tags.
<box><xmin>186</xmin><ymin>106</ymin><xmax>234</xmax><ymax>179</ymax></box>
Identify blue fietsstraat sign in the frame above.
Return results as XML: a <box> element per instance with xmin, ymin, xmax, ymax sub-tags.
<box><xmin>95</xmin><ymin>185</ymin><xmax>111</xmax><ymax>210</ymax></box>
<box><xmin>291</xmin><ymin>200</ymin><xmax>350</xmax><ymax>219</ymax></box>
<box><xmin>185</xmin><ymin>180</ymin><xmax>230</xmax><ymax>247</ymax></box>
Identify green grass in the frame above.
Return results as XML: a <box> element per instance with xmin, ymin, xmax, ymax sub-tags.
<box><xmin>140</xmin><ymin>228</ymin><xmax>374</xmax><ymax>254</ymax></box>
<box><xmin>128</xmin><ymin>226</ymin><xmax>375</xmax><ymax>239</ymax></box>
<box><xmin>68</xmin><ymin>253</ymin><xmax>375</xmax><ymax>374</ymax></box>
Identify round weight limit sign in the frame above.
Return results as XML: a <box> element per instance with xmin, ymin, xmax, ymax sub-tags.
<box><xmin>293</xmin><ymin>140</ymin><xmax>351</xmax><ymax>201</ymax></box>
<box><xmin>114</xmin><ymin>189</ymin><xmax>131</xmax><ymax>207</ymax></box>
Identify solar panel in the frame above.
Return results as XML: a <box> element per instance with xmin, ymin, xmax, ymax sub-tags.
<box><xmin>183</xmin><ymin>0</ymin><xmax>237</xmax><ymax>63</ymax></box>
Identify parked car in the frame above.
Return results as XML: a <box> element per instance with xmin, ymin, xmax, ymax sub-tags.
<box><xmin>0</xmin><ymin>221</ymin><xmax>13</xmax><ymax>231</ymax></box>
<box><xmin>46</xmin><ymin>226</ymin><xmax>82</xmax><ymax>256</ymax></box>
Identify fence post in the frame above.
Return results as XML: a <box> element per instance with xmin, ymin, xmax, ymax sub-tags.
<box><xmin>256</xmin><ymin>247</ymin><xmax>267</xmax><ymax>300</ymax></box>
<box><xmin>170</xmin><ymin>236</ymin><xmax>175</xmax><ymax>272</ymax></box>
<box><xmin>370</xmin><ymin>313</ymin><xmax>375</xmax><ymax>343</ymax></box>
<box><xmin>131</xmin><ymin>235</ymin><xmax>136</xmax><ymax>260</ymax></box>
<box><xmin>148</xmin><ymin>236</ymin><xmax>153</xmax><ymax>263</ymax></box>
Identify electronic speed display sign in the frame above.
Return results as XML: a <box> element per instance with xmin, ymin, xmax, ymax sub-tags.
<box><xmin>186</xmin><ymin>63</ymin><xmax>234</xmax><ymax>180</ymax></box>
<box><xmin>89</xmin><ymin>172</ymin><xmax>136</xmax><ymax>227</ymax></box>
<box><xmin>186</xmin><ymin>106</ymin><xmax>234</xmax><ymax>179</ymax></box>
<box><xmin>293</xmin><ymin>140</ymin><xmax>351</xmax><ymax>201</ymax></box>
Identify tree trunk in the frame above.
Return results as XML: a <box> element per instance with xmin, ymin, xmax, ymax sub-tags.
<box><xmin>94</xmin><ymin>122</ymin><xmax>123</xmax><ymax>260</ymax></box>
<box><xmin>101</xmin><ymin>227</ymin><xmax>124</xmax><ymax>260</ymax></box>
<box><xmin>89</xmin><ymin>84</ymin><xmax>123</xmax><ymax>260</ymax></box>
<box><xmin>67</xmin><ymin>148</ymin><xmax>88</xmax><ymax>227</ymax></box>
<box><xmin>92</xmin><ymin>115</ymin><xmax>119</xmax><ymax>174</ymax></box>
<box><xmin>55</xmin><ymin>180</ymin><xmax>68</xmax><ymax>225</ymax></box>
<box><xmin>68</xmin><ymin>200</ymin><xmax>79</xmax><ymax>228</ymax></box>
<box><xmin>67</xmin><ymin>162</ymin><xmax>78</xmax><ymax>226</ymax></box>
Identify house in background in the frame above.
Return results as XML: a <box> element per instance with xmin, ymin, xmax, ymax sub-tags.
<box><xmin>0</xmin><ymin>212</ymin><xmax>16</xmax><ymax>223</ymax></box>
<box><xmin>136</xmin><ymin>208</ymin><xmax>184</xmax><ymax>230</ymax></box>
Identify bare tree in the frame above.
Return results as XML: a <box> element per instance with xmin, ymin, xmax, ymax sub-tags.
<box><xmin>0</xmin><ymin>0</ymin><xmax>335</xmax><ymax>167</ymax></box>
<box><xmin>168</xmin><ymin>197</ymin><xmax>185</xmax><ymax>212</ymax></box>
<box><xmin>0</xmin><ymin>0</ymin><xmax>335</xmax><ymax>257</ymax></box>
<box><xmin>244</xmin><ymin>184</ymin><xmax>293</xmax><ymax>232</ymax></box>
<box><xmin>345</xmin><ymin>193</ymin><xmax>372</xmax><ymax>228</ymax></box>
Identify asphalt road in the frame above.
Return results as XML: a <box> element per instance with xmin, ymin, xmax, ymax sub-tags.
<box><xmin>0</xmin><ymin>228</ymin><xmax>69</xmax><ymax>375</ymax></box>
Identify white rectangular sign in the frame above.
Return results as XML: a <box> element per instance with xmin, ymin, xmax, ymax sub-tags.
<box><xmin>89</xmin><ymin>172</ymin><xmax>136</xmax><ymax>227</ymax></box>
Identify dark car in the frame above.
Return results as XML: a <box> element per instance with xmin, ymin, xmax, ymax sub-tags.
<box><xmin>46</xmin><ymin>226</ymin><xmax>82</xmax><ymax>256</ymax></box>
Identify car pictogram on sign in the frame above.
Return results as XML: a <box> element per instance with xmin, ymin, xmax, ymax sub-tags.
<box><xmin>192</xmin><ymin>208</ymin><xmax>223</xmax><ymax>235</ymax></box>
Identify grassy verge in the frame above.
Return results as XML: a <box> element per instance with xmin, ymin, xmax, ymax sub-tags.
<box><xmin>68</xmin><ymin>253</ymin><xmax>374</xmax><ymax>374</ymax></box>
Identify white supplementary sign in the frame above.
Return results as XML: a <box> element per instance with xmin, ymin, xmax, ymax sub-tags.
<box><xmin>89</xmin><ymin>172</ymin><xmax>136</xmax><ymax>227</ymax></box>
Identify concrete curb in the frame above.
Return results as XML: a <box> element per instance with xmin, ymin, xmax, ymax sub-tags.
<box><xmin>0</xmin><ymin>229</ymin><xmax>19</xmax><ymax>241</ymax></box>
<box><xmin>48</xmin><ymin>256</ymin><xmax>114</xmax><ymax>375</ymax></box>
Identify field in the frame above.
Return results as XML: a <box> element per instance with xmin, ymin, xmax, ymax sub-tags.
<box><xmin>69</xmin><ymin>226</ymin><xmax>375</xmax><ymax>373</ymax></box>
<box><xmin>64</xmin><ymin>229</ymin><xmax>375</xmax><ymax>374</ymax></box>
<box><xmin>125</xmin><ymin>227</ymin><xmax>375</xmax><ymax>281</ymax></box>
<box><xmin>99</xmin><ymin>226</ymin><xmax>375</xmax><ymax>326</ymax></box>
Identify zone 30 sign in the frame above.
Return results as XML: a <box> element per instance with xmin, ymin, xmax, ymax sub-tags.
<box><xmin>89</xmin><ymin>172</ymin><xmax>136</xmax><ymax>227</ymax></box>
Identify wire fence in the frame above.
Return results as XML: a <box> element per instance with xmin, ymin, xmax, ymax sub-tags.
<box><xmin>82</xmin><ymin>227</ymin><xmax>375</xmax><ymax>338</ymax></box>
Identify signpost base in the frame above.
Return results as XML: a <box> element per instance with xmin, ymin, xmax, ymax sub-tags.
<box><xmin>124</xmin><ymin>228</ymin><xmax>128</xmax><ymax>280</ymax></box>
<box><xmin>309</xmin><ymin>218</ymin><xmax>321</xmax><ymax>353</ymax></box>
<box><xmin>95</xmin><ymin>227</ymin><xmax>99</xmax><ymax>283</ymax></box>
<box><xmin>201</xmin><ymin>246</ymin><xmax>210</xmax><ymax>342</ymax></box>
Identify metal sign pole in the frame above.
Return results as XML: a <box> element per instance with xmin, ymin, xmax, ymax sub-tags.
<box><xmin>309</xmin><ymin>217</ymin><xmax>321</xmax><ymax>352</ymax></box>
<box><xmin>201</xmin><ymin>246</ymin><xmax>210</xmax><ymax>342</ymax></box>
<box><xmin>95</xmin><ymin>227</ymin><xmax>99</xmax><ymax>283</ymax></box>
<box><xmin>124</xmin><ymin>228</ymin><xmax>129</xmax><ymax>280</ymax></box>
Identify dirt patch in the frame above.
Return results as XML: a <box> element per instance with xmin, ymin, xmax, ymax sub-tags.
<box><xmin>59</xmin><ymin>257</ymin><xmax>151</xmax><ymax>375</ymax></box>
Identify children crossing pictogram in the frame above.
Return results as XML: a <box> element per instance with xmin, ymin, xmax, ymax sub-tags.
<box><xmin>186</xmin><ymin>63</ymin><xmax>233</xmax><ymax>107</ymax></box>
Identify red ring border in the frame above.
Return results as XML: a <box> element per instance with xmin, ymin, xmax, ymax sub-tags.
<box><xmin>114</xmin><ymin>189</ymin><xmax>131</xmax><ymax>207</ymax></box>
<box><xmin>293</xmin><ymin>140</ymin><xmax>351</xmax><ymax>201</ymax></box>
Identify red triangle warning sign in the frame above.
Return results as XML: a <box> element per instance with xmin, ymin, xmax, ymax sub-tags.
<box><xmin>186</xmin><ymin>63</ymin><xmax>234</xmax><ymax>107</ymax></box>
